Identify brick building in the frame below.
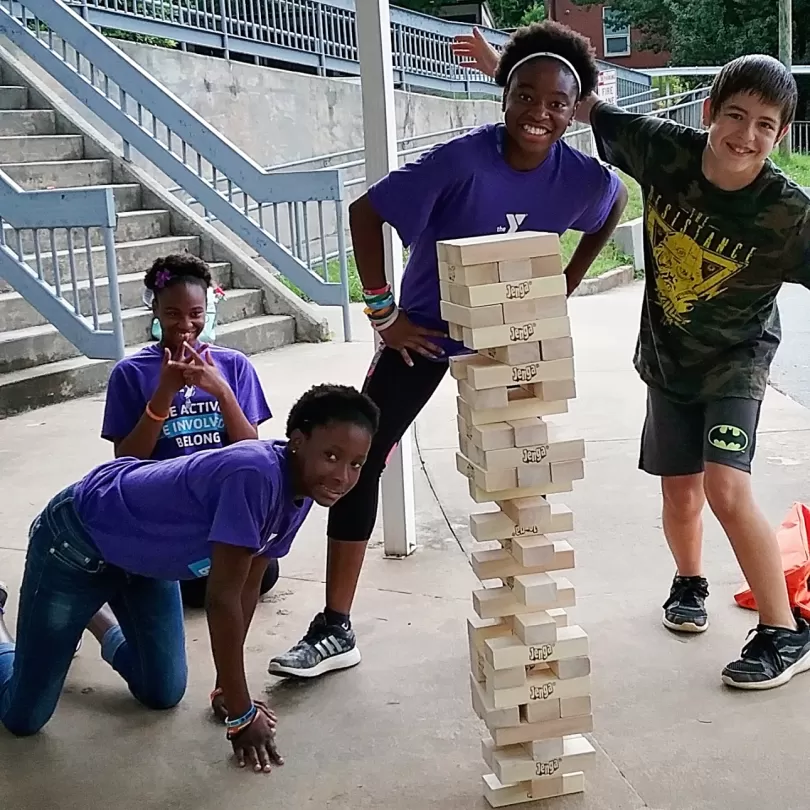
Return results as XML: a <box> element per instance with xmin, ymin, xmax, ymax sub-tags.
<box><xmin>546</xmin><ymin>0</ymin><xmax>670</xmax><ymax>70</ymax></box>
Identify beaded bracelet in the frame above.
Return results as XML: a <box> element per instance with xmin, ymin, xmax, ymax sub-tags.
<box><xmin>225</xmin><ymin>703</ymin><xmax>258</xmax><ymax>738</ymax></box>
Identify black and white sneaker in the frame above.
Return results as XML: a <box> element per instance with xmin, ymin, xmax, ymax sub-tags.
<box><xmin>0</xmin><ymin>581</ymin><xmax>7</xmax><ymax>615</ymax></box>
<box><xmin>722</xmin><ymin>614</ymin><xmax>810</xmax><ymax>690</ymax></box>
<box><xmin>662</xmin><ymin>575</ymin><xmax>709</xmax><ymax>633</ymax></box>
<box><xmin>267</xmin><ymin>612</ymin><xmax>361</xmax><ymax>679</ymax></box>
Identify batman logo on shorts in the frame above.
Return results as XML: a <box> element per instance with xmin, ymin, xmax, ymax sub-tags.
<box><xmin>707</xmin><ymin>424</ymin><xmax>749</xmax><ymax>453</ymax></box>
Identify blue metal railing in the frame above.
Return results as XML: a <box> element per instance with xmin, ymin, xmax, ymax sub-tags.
<box><xmin>0</xmin><ymin>172</ymin><xmax>125</xmax><ymax>361</ymax></box>
<box><xmin>0</xmin><ymin>0</ymin><xmax>354</xmax><ymax>340</ymax></box>
<box><xmin>68</xmin><ymin>0</ymin><xmax>652</xmax><ymax>101</ymax></box>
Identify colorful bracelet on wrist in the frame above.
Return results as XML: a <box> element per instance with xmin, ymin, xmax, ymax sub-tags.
<box><xmin>363</xmin><ymin>283</ymin><xmax>400</xmax><ymax>332</ymax></box>
<box><xmin>225</xmin><ymin>703</ymin><xmax>258</xmax><ymax>738</ymax></box>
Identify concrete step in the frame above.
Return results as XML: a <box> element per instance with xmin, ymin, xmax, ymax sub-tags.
<box><xmin>0</xmin><ymin>314</ymin><xmax>295</xmax><ymax>418</ymax></box>
<box><xmin>0</xmin><ymin>134</ymin><xmax>84</xmax><ymax>163</ymax></box>
<box><xmin>0</xmin><ymin>287</ymin><xmax>264</xmax><ymax>373</ymax></box>
<box><xmin>0</xmin><ymin>262</ymin><xmax>233</xmax><ymax>331</ymax></box>
<box><xmin>0</xmin><ymin>158</ymin><xmax>112</xmax><ymax>189</ymax></box>
<box><xmin>0</xmin><ymin>109</ymin><xmax>55</xmax><ymax>135</ymax></box>
<box><xmin>0</xmin><ymin>86</ymin><xmax>28</xmax><ymax>109</ymax></box>
<box><xmin>0</xmin><ymin>234</ymin><xmax>199</xmax><ymax>293</ymax></box>
<box><xmin>3</xmin><ymin>208</ymin><xmax>171</xmax><ymax>256</ymax></box>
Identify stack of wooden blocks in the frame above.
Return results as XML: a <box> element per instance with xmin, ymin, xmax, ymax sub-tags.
<box><xmin>436</xmin><ymin>231</ymin><xmax>594</xmax><ymax>807</ymax></box>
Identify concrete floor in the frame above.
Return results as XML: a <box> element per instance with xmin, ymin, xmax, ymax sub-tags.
<box><xmin>3</xmin><ymin>282</ymin><xmax>810</xmax><ymax>809</ymax></box>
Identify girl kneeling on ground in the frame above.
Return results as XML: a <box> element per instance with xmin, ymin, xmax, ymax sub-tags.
<box><xmin>0</xmin><ymin>384</ymin><xmax>378</xmax><ymax>773</ymax></box>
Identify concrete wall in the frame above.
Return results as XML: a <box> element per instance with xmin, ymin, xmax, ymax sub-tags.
<box><xmin>114</xmin><ymin>41</ymin><xmax>502</xmax><ymax>167</ymax></box>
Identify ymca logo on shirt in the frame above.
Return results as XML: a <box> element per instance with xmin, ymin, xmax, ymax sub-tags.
<box><xmin>497</xmin><ymin>213</ymin><xmax>528</xmax><ymax>234</ymax></box>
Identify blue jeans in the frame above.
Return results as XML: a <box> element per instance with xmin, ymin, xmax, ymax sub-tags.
<box><xmin>0</xmin><ymin>486</ymin><xmax>187</xmax><ymax>736</ymax></box>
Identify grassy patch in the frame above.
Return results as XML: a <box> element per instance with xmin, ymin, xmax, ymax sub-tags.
<box><xmin>771</xmin><ymin>151</ymin><xmax>810</xmax><ymax>187</ymax></box>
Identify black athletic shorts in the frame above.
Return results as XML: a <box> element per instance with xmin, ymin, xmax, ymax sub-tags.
<box><xmin>639</xmin><ymin>387</ymin><xmax>762</xmax><ymax>477</ymax></box>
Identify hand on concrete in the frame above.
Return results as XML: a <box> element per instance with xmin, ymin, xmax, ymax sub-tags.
<box><xmin>230</xmin><ymin>710</ymin><xmax>284</xmax><ymax>773</ymax></box>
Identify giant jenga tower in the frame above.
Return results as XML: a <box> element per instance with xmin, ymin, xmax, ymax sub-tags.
<box><xmin>437</xmin><ymin>232</ymin><xmax>594</xmax><ymax>807</ymax></box>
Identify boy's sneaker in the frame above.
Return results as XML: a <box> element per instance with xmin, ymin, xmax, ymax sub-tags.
<box><xmin>0</xmin><ymin>581</ymin><xmax>7</xmax><ymax>615</ymax></box>
<box><xmin>722</xmin><ymin>614</ymin><xmax>810</xmax><ymax>690</ymax></box>
<box><xmin>267</xmin><ymin>612</ymin><xmax>361</xmax><ymax>679</ymax></box>
<box><xmin>662</xmin><ymin>575</ymin><xmax>709</xmax><ymax>633</ymax></box>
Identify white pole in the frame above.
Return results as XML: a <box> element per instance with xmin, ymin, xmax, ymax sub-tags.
<box><xmin>356</xmin><ymin>0</ymin><xmax>417</xmax><ymax>558</ymax></box>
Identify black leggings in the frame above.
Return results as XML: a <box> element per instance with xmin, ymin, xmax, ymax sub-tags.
<box><xmin>179</xmin><ymin>558</ymin><xmax>280</xmax><ymax>609</ymax></box>
<box><xmin>327</xmin><ymin>347</ymin><xmax>448</xmax><ymax>542</ymax></box>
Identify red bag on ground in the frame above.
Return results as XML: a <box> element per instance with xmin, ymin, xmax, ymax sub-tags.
<box><xmin>734</xmin><ymin>502</ymin><xmax>810</xmax><ymax>622</ymax></box>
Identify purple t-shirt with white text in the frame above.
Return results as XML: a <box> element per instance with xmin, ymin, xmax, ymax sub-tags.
<box><xmin>101</xmin><ymin>344</ymin><xmax>272</xmax><ymax>459</ymax></box>
<box><xmin>73</xmin><ymin>440</ymin><xmax>312</xmax><ymax>581</ymax></box>
<box><xmin>367</xmin><ymin>124</ymin><xmax>621</xmax><ymax>356</ymax></box>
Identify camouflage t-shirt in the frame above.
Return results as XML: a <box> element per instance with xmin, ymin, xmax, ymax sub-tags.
<box><xmin>591</xmin><ymin>101</ymin><xmax>810</xmax><ymax>403</ymax></box>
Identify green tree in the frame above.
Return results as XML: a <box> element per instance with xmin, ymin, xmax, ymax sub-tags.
<box><xmin>396</xmin><ymin>0</ymin><xmax>544</xmax><ymax>28</ymax></box>
<box><xmin>574</xmin><ymin>0</ymin><xmax>810</xmax><ymax>66</ymax></box>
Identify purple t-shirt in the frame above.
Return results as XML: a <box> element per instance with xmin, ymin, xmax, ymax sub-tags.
<box><xmin>73</xmin><ymin>440</ymin><xmax>312</xmax><ymax>581</ymax></box>
<box><xmin>102</xmin><ymin>344</ymin><xmax>272</xmax><ymax>460</ymax></box>
<box><xmin>367</xmin><ymin>124</ymin><xmax>621</xmax><ymax>356</ymax></box>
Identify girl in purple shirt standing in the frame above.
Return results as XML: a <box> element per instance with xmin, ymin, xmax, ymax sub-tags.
<box><xmin>269</xmin><ymin>21</ymin><xmax>628</xmax><ymax>680</ymax></box>
<box><xmin>100</xmin><ymin>253</ymin><xmax>276</xmax><ymax>611</ymax></box>
<box><xmin>0</xmin><ymin>384</ymin><xmax>378</xmax><ymax>773</ymax></box>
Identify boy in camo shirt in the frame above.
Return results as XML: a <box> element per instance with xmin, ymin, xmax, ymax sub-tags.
<box><xmin>454</xmin><ymin>36</ymin><xmax>810</xmax><ymax>690</ymax></box>
<box><xmin>581</xmin><ymin>55</ymin><xmax>810</xmax><ymax>691</ymax></box>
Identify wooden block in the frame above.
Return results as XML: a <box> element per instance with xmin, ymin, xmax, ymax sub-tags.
<box><xmin>487</xmin><ymin>668</ymin><xmax>591</xmax><ymax>710</ymax></box>
<box><xmin>482</xmin><ymin>342</ymin><xmax>542</xmax><ymax>366</ymax></box>
<box><xmin>502</xmin><ymin>295</ymin><xmax>567</xmax><ymax>323</ymax></box>
<box><xmin>457</xmin><ymin>452</ymin><xmax>517</xmax><ymax>492</ymax></box>
<box><xmin>485</xmin><ymin>736</ymin><xmax>595</xmax><ymax>785</ymax></box>
<box><xmin>514</xmin><ymin>538</ymin><xmax>573</xmax><ymax>569</ymax></box>
<box><xmin>438</xmin><ymin>259</ymin><xmax>499</xmax><ymax>286</ymax></box>
<box><xmin>470</xmin><ymin>673</ymin><xmax>521</xmax><ymax>730</ymax></box>
<box><xmin>531</xmin><ymin>252</ymin><xmax>565</xmax><ymax>278</ymax></box>
<box><xmin>448</xmin><ymin>322</ymin><xmax>464</xmax><ymax>341</ymax></box>
<box><xmin>522</xmin><ymin>737</ymin><xmax>565</xmax><ymax>760</ymax></box>
<box><xmin>469</xmin><ymin>506</ymin><xmax>549</xmax><ymax>542</ymax></box>
<box><xmin>471</xmin><ymin>546</ymin><xmax>555</xmax><ymax>581</ymax></box>
<box><xmin>473</xmin><ymin>577</ymin><xmax>574</xmax><ymax>620</ymax></box>
<box><xmin>466</xmin><ymin>356</ymin><xmax>574</xmax><ymax>391</ymax></box>
<box><xmin>539</xmin><ymin>336</ymin><xmax>574</xmax><ymax>361</ymax></box>
<box><xmin>470</xmin><ymin>641</ymin><xmax>486</xmax><ymax>683</ymax></box>
<box><xmin>438</xmin><ymin>231</ymin><xmax>560</xmax><ymax>266</ymax></box>
<box><xmin>449</xmin><ymin>353</ymin><xmax>488</xmax><ymax>381</ymax></box>
<box><xmin>560</xmin><ymin>696</ymin><xmax>592</xmax><ymax>718</ymax></box>
<box><xmin>516</xmin><ymin>464</ymin><xmax>551</xmax><ymax>489</ymax></box>
<box><xmin>522</xmin><ymin>698</ymin><xmax>562</xmax><ymax>724</ymax></box>
<box><xmin>551</xmin><ymin>459</ymin><xmax>585</xmax><ymax>485</ymax></box>
<box><xmin>439</xmin><ymin>279</ymin><xmax>452</xmax><ymax>302</ymax></box>
<box><xmin>461</xmin><ymin>317</ymin><xmax>571</xmax><ymax>352</ymax></box>
<box><xmin>483</xmin><ymin>659</ymin><xmax>527</xmax><ymax>690</ymax></box>
<box><xmin>468</xmin><ymin>616</ymin><xmax>512</xmax><ymax>650</ymax></box>
<box><xmin>549</xmin><ymin>656</ymin><xmax>591</xmax><ymax>680</ymax></box>
<box><xmin>492</xmin><ymin>712</ymin><xmax>594</xmax><ymax>747</ymax></box>
<box><xmin>498</xmin><ymin>259</ymin><xmax>533</xmax><ymax>282</ymax></box>
<box><xmin>511</xmin><ymin>573</ymin><xmax>557</xmax><ymax>607</ymax></box>
<box><xmin>486</xmin><ymin>625</ymin><xmax>589</xmax><ymax>669</ymax></box>
<box><xmin>469</xmin><ymin>477</ymin><xmax>572</xmax><ymax>504</ymax></box>
<box><xmin>458</xmin><ymin>415</ymin><xmax>516</xmax><ymax>451</ymax></box>
<box><xmin>498</xmin><ymin>496</ymin><xmax>550</xmax><ymax>527</ymax></box>
<box><xmin>481</xmin><ymin>771</ymin><xmax>584</xmax><ymax>808</ymax></box>
<box><xmin>508</xmin><ymin>417</ymin><xmax>549</xmax><ymax>447</ymax></box>
<box><xmin>458</xmin><ymin>380</ymin><xmax>509</xmax><ymax>410</ymax></box>
<box><xmin>440</xmin><ymin>300</ymin><xmax>503</xmax><ymax>329</ymax></box>
<box><xmin>533</xmin><ymin>378</ymin><xmax>577</xmax><ymax>402</ymax></box>
<box><xmin>549</xmin><ymin>607</ymin><xmax>569</xmax><ymax>627</ymax></box>
<box><xmin>448</xmin><ymin>274</ymin><xmax>566</xmax><ymax>309</ymax></box>
<box><xmin>481</xmin><ymin>437</ymin><xmax>585</xmax><ymax>472</ymax></box>
<box><xmin>457</xmin><ymin>393</ymin><xmax>567</xmax><ymax>428</ymax></box>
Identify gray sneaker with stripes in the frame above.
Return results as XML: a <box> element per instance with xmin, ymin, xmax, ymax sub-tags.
<box><xmin>268</xmin><ymin>612</ymin><xmax>361</xmax><ymax>678</ymax></box>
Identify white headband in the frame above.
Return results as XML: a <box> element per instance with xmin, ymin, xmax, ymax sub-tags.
<box><xmin>505</xmin><ymin>52</ymin><xmax>582</xmax><ymax>97</ymax></box>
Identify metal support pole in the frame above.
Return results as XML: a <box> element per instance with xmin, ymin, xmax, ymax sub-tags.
<box><xmin>356</xmin><ymin>0</ymin><xmax>417</xmax><ymax>558</ymax></box>
<box><xmin>780</xmin><ymin>0</ymin><xmax>793</xmax><ymax>157</ymax></box>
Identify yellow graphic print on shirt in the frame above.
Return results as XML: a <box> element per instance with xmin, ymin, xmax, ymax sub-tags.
<box><xmin>645</xmin><ymin>189</ymin><xmax>756</xmax><ymax>329</ymax></box>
